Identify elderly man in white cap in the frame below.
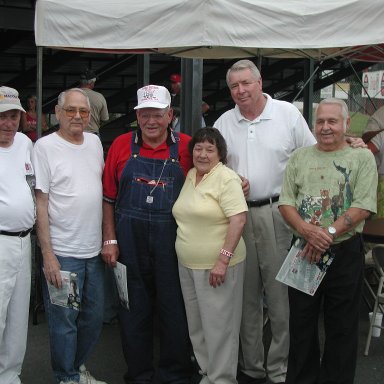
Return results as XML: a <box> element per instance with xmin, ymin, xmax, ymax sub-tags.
<box><xmin>102</xmin><ymin>85</ymin><xmax>193</xmax><ymax>384</ymax></box>
<box><xmin>0</xmin><ymin>86</ymin><xmax>35</xmax><ymax>384</ymax></box>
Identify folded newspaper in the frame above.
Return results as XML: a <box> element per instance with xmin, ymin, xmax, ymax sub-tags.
<box><xmin>113</xmin><ymin>261</ymin><xmax>129</xmax><ymax>310</ymax></box>
<box><xmin>276</xmin><ymin>238</ymin><xmax>335</xmax><ymax>296</ymax></box>
<box><xmin>47</xmin><ymin>270</ymin><xmax>81</xmax><ymax>310</ymax></box>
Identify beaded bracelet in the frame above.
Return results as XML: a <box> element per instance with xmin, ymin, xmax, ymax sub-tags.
<box><xmin>220</xmin><ymin>248</ymin><xmax>234</xmax><ymax>258</ymax></box>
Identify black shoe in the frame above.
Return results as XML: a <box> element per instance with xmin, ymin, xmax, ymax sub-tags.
<box><xmin>237</xmin><ymin>371</ymin><xmax>266</xmax><ymax>384</ymax></box>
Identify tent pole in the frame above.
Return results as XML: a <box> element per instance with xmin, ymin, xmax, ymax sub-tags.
<box><xmin>137</xmin><ymin>54</ymin><xmax>150</xmax><ymax>87</ymax></box>
<box><xmin>302</xmin><ymin>58</ymin><xmax>314</xmax><ymax>129</ymax></box>
<box><xmin>256</xmin><ymin>50</ymin><xmax>262</xmax><ymax>71</ymax></box>
<box><xmin>36</xmin><ymin>46</ymin><xmax>43</xmax><ymax>139</ymax></box>
<box><xmin>181</xmin><ymin>58</ymin><xmax>203</xmax><ymax>136</ymax></box>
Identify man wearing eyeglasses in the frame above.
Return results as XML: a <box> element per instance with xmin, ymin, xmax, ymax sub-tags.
<box><xmin>102</xmin><ymin>85</ymin><xmax>193</xmax><ymax>384</ymax></box>
<box><xmin>33</xmin><ymin>88</ymin><xmax>107</xmax><ymax>384</ymax></box>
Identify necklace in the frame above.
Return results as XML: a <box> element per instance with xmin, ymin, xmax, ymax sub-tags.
<box><xmin>146</xmin><ymin>159</ymin><xmax>168</xmax><ymax>204</ymax></box>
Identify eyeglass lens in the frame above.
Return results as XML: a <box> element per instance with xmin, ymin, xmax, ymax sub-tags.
<box><xmin>63</xmin><ymin>107</ymin><xmax>90</xmax><ymax>118</ymax></box>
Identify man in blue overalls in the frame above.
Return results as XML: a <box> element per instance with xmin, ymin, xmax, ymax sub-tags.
<box><xmin>102</xmin><ymin>85</ymin><xmax>193</xmax><ymax>384</ymax></box>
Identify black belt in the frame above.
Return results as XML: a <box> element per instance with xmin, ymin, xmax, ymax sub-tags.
<box><xmin>0</xmin><ymin>228</ymin><xmax>33</xmax><ymax>238</ymax></box>
<box><xmin>247</xmin><ymin>195</ymin><xmax>279</xmax><ymax>208</ymax></box>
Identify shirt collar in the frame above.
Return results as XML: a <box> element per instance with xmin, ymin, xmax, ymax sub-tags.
<box><xmin>234</xmin><ymin>93</ymin><xmax>273</xmax><ymax>123</ymax></box>
<box><xmin>134</xmin><ymin>127</ymin><xmax>176</xmax><ymax>147</ymax></box>
<box><xmin>188</xmin><ymin>162</ymin><xmax>223</xmax><ymax>183</ymax></box>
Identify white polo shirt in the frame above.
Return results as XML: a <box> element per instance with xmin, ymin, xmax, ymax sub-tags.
<box><xmin>214</xmin><ymin>94</ymin><xmax>316</xmax><ymax>201</ymax></box>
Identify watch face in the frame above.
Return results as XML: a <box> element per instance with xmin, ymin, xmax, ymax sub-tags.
<box><xmin>328</xmin><ymin>226</ymin><xmax>336</xmax><ymax>235</ymax></box>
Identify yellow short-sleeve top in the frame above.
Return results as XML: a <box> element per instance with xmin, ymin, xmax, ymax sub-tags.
<box><xmin>172</xmin><ymin>162</ymin><xmax>248</xmax><ymax>269</ymax></box>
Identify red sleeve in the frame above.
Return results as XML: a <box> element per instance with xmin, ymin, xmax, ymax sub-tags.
<box><xmin>102</xmin><ymin>133</ymin><xmax>132</xmax><ymax>201</ymax></box>
<box><xmin>178</xmin><ymin>133</ymin><xmax>193</xmax><ymax>176</ymax></box>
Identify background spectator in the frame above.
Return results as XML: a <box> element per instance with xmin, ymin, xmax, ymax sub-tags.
<box><xmin>20</xmin><ymin>94</ymin><xmax>48</xmax><ymax>142</ymax></box>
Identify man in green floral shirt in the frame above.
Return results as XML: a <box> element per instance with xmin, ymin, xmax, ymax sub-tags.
<box><xmin>279</xmin><ymin>98</ymin><xmax>377</xmax><ymax>384</ymax></box>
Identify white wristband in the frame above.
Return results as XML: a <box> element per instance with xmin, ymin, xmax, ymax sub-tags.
<box><xmin>103</xmin><ymin>240</ymin><xmax>118</xmax><ymax>246</ymax></box>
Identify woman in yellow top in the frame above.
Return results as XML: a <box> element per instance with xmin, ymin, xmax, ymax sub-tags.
<box><xmin>173</xmin><ymin>127</ymin><xmax>248</xmax><ymax>384</ymax></box>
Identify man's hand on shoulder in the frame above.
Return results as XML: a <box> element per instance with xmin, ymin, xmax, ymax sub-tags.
<box><xmin>239</xmin><ymin>175</ymin><xmax>250</xmax><ymax>199</ymax></box>
<box><xmin>346</xmin><ymin>136</ymin><xmax>367</xmax><ymax>148</ymax></box>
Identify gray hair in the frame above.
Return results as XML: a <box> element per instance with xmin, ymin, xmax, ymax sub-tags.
<box><xmin>226</xmin><ymin>59</ymin><xmax>261</xmax><ymax>86</ymax></box>
<box><xmin>57</xmin><ymin>88</ymin><xmax>91</xmax><ymax>109</ymax></box>
<box><xmin>80</xmin><ymin>78</ymin><xmax>96</xmax><ymax>86</ymax></box>
<box><xmin>316</xmin><ymin>98</ymin><xmax>349</xmax><ymax>130</ymax></box>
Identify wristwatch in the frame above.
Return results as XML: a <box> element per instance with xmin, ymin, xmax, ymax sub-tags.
<box><xmin>327</xmin><ymin>226</ymin><xmax>337</xmax><ymax>239</ymax></box>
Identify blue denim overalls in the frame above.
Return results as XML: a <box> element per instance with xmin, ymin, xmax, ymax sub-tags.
<box><xmin>115</xmin><ymin>131</ymin><xmax>191</xmax><ymax>384</ymax></box>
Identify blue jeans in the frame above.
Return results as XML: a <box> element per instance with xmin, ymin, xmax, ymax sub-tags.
<box><xmin>42</xmin><ymin>255</ymin><xmax>105</xmax><ymax>383</ymax></box>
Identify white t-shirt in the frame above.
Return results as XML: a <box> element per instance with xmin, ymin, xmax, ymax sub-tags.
<box><xmin>33</xmin><ymin>132</ymin><xmax>104</xmax><ymax>258</ymax></box>
<box><xmin>214</xmin><ymin>94</ymin><xmax>316</xmax><ymax>201</ymax></box>
<box><xmin>0</xmin><ymin>132</ymin><xmax>35</xmax><ymax>231</ymax></box>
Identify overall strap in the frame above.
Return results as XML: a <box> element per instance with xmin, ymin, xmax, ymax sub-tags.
<box><xmin>131</xmin><ymin>131</ymin><xmax>140</xmax><ymax>156</ymax></box>
<box><xmin>169</xmin><ymin>130</ymin><xmax>180</xmax><ymax>161</ymax></box>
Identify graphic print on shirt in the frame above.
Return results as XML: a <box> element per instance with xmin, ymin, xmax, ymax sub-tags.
<box><xmin>298</xmin><ymin>162</ymin><xmax>353</xmax><ymax>226</ymax></box>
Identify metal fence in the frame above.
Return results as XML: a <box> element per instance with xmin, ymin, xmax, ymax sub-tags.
<box><xmin>295</xmin><ymin>63</ymin><xmax>384</xmax><ymax>137</ymax></box>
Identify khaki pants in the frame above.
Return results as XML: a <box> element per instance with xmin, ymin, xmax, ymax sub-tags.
<box><xmin>239</xmin><ymin>202</ymin><xmax>291</xmax><ymax>383</ymax></box>
<box><xmin>179</xmin><ymin>262</ymin><xmax>244</xmax><ymax>384</ymax></box>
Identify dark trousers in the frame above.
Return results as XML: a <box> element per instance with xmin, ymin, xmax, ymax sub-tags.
<box><xmin>118</xmin><ymin>216</ymin><xmax>192</xmax><ymax>384</ymax></box>
<box><xmin>286</xmin><ymin>235</ymin><xmax>364</xmax><ymax>384</ymax></box>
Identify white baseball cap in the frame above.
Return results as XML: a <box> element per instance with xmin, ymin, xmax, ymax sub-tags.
<box><xmin>134</xmin><ymin>85</ymin><xmax>171</xmax><ymax>110</ymax></box>
<box><xmin>0</xmin><ymin>86</ymin><xmax>26</xmax><ymax>113</ymax></box>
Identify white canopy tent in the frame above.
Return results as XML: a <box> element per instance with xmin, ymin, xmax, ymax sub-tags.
<box><xmin>35</xmin><ymin>0</ymin><xmax>384</xmax><ymax>60</ymax></box>
<box><xmin>34</xmin><ymin>0</ymin><xmax>384</xmax><ymax>134</ymax></box>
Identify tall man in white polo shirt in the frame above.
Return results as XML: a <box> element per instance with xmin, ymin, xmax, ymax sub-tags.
<box><xmin>214</xmin><ymin>60</ymin><xmax>316</xmax><ymax>384</ymax></box>
<box><xmin>0</xmin><ymin>86</ymin><xmax>35</xmax><ymax>384</ymax></box>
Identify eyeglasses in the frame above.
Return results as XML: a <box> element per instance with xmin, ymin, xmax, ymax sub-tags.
<box><xmin>139</xmin><ymin>111</ymin><xmax>167</xmax><ymax>121</ymax></box>
<box><xmin>61</xmin><ymin>107</ymin><xmax>90</xmax><ymax>119</ymax></box>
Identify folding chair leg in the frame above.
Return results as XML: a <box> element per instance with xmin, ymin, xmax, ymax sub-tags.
<box><xmin>364</xmin><ymin>304</ymin><xmax>380</xmax><ymax>356</ymax></box>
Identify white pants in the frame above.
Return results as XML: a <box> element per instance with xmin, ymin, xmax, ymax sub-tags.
<box><xmin>0</xmin><ymin>234</ymin><xmax>31</xmax><ymax>384</ymax></box>
<box><xmin>239</xmin><ymin>203</ymin><xmax>291</xmax><ymax>383</ymax></box>
<box><xmin>179</xmin><ymin>262</ymin><xmax>244</xmax><ymax>384</ymax></box>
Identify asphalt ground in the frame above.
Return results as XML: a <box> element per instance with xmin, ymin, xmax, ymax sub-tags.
<box><xmin>21</xmin><ymin>295</ymin><xmax>384</xmax><ymax>384</ymax></box>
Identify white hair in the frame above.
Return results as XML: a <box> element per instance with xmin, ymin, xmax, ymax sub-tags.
<box><xmin>57</xmin><ymin>88</ymin><xmax>91</xmax><ymax>109</ymax></box>
<box><xmin>226</xmin><ymin>59</ymin><xmax>261</xmax><ymax>86</ymax></box>
<box><xmin>316</xmin><ymin>98</ymin><xmax>349</xmax><ymax>131</ymax></box>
